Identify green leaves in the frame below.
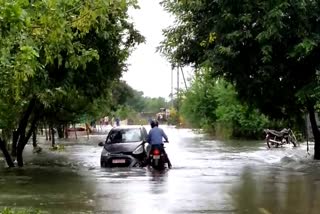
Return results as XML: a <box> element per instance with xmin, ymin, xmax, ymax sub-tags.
<box><xmin>0</xmin><ymin>207</ymin><xmax>41</xmax><ymax>214</ymax></box>
<box><xmin>289</xmin><ymin>38</ymin><xmax>319</xmax><ymax>60</ymax></box>
<box><xmin>0</xmin><ymin>0</ymin><xmax>143</xmax><ymax>129</ymax></box>
<box><xmin>200</xmin><ymin>32</ymin><xmax>217</xmax><ymax>47</ymax></box>
<box><xmin>180</xmin><ymin>71</ymin><xmax>269</xmax><ymax>138</ymax></box>
<box><xmin>261</xmin><ymin>45</ymin><xmax>272</xmax><ymax>63</ymax></box>
<box><xmin>161</xmin><ymin>0</ymin><xmax>320</xmax><ymax>124</ymax></box>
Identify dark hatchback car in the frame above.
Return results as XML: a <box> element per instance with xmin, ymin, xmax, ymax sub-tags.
<box><xmin>99</xmin><ymin>125</ymin><xmax>148</xmax><ymax>167</ymax></box>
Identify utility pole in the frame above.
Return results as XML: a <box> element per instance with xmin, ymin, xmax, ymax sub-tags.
<box><xmin>177</xmin><ymin>65</ymin><xmax>180</xmax><ymax>112</ymax></box>
<box><xmin>171</xmin><ymin>68</ymin><xmax>174</xmax><ymax>108</ymax></box>
<box><xmin>180</xmin><ymin>66</ymin><xmax>188</xmax><ymax>90</ymax></box>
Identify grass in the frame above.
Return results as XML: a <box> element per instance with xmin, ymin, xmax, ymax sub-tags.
<box><xmin>0</xmin><ymin>208</ymin><xmax>42</xmax><ymax>214</ymax></box>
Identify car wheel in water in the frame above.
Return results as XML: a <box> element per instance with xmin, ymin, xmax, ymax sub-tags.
<box><xmin>101</xmin><ymin>161</ymin><xmax>106</xmax><ymax>167</ymax></box>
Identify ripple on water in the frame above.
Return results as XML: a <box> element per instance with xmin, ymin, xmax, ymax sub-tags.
<box><xmin>2</xmin><ymin>129</ymin><xmax>320</xmax><ymax>214</ymax></box>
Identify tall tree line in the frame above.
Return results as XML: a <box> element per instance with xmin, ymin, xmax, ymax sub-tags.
<box><xmin>160</xmin><ymin>0</ymin><xmax>320</xmax><ymax>158</ymax></box>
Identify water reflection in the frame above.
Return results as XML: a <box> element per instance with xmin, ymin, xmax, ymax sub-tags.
<box><xmin>230</xmin><ymin>166</ymin><xmax>320</xmax><ymax>214</ymax></box>
<box><xmin>1</xmin><ymin>127</ymin><xmax>320</xmax><ymax>214</ymax></box>
<box><xmin>0</xmin><ymin>167</ymin><xmax>96</xmax><ymax>213</ymax></box>
<box><xmin>147</xmin><ymin>169</ymin><xmax>169</xmax><ymax>195</ymax></box>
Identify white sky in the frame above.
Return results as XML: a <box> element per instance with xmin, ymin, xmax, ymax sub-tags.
<box><xmin>122</xmin><ymin>0</ymin><xmax>192</xmax><ymax>99</ymax></box>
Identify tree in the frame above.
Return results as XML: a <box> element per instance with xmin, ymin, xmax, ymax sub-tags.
<box><xmin>180</xmin><ymin>72</ymin><xmax>217</xmax><ymax>129</ymax></box>
<box><xmin>181</xmin><ymin>70</ymin><xmax>269</xmax><ymax>138</ymax></box>
<box><xmin>161</xmin><ymin>0</ymin><xmax>320</xmax><ymax>158</ymax></box>
<box><xmin>112</xmin><ymin>81</ymin><xmax>169</xmax><ymax>114</ymax></box>
<box><xmin>144</xmin><ymin>97</ymin><xmax>168</xmax><ymax>113</ymax></box>
<box><xmin>125</xmin><ymin>90</ymin><xmax>147</xmax><ymax>112</ymax></box>
<box><xmin>0</xmin><ymin>0</ymin><xmax>143</xmax><ymax>167</ymax></box>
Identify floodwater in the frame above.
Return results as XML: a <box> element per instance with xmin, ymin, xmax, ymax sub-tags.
<box><xmin>1</xmin><ymin>126</ymin><xmax>320</xmax><ymax>214</ymax></box>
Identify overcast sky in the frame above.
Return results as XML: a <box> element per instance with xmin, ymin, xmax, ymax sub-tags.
<box><xmin>122</xmin><ymin>0</ymin><xmax>192</xmax><ymax>99</ymax></box>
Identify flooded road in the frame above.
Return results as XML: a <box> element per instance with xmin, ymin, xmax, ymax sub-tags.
<box><xmin>1</xmin><ymin>126</ymin><xmax>320</xmax><ymax>213</ymax></box>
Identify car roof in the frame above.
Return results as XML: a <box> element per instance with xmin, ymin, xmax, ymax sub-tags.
<box><xmin>110</xmin><ymin>125</ymin><xmax>145</xmax><ymax>131</ymax></box>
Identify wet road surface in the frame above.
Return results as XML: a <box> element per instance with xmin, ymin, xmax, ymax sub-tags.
<box><xmin>1</xmin><ymin>126</ymin><xmax>320</xmax><ymax>214</ymax></box>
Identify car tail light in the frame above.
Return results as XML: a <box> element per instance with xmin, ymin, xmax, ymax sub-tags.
<box><xmin>153</xmin><ymin>149</ymin><xmax>160</xmax><ymax>155</ymax></box>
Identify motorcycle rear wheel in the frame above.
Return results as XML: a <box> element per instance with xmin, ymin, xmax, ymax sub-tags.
<box><xmin>266</xmin><ymin>137</ymin><xmax>271</xmax><ymax>148</ymax></box>
<box><xmin>266</xmin><ymin>137</ymin><xmax>280</xmax><ymax>148</ymax></box>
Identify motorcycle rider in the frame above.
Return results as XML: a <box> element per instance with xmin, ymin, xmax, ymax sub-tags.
<box><xmin>146</xmin><ymin>120</ymin><xmax>172</xmax><ymax>168</ymax></box>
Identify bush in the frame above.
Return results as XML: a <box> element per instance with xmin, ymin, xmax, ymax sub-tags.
<box><xmin>181</xmin><ymin>74</ymin><xmax>270</xmax><ymax>139</ymax></box>
<box><xmin>0</xmin><ymin>208</ymin><xmax>41</xmax><ymax>214</ymax></box>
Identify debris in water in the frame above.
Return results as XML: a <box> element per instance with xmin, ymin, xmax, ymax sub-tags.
<box><xmin>259</xmin><ymin>207</ymin><xmax>272</xmax><ymax>214</ymax></box>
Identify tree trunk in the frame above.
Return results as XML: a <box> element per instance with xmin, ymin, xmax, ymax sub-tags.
<box><xmin>15</xmin><ymin>130</ymin><xmax>25</xmax><ymax>165</ymax></box>
<box><xmin>1</xmin><ymin>129</ymin><xmax>12</xmax><ymax>155</ymax></box>
<box><xmin>307</xmin><ymin>102</ymin><xmax>320</xmax><ymax>159</ymax></box>
<box><xmin>51</xmin><ymin>127</ymin><xmax>55</xmax><ymax>147</ymax></box>
<box><xmin>11</xmin><ymin>130</ymin><xmax>18</xmax><ymax>157</ymax></box>
<box><xmin>64</xmin><ymin>124</ymin><xmax>69</xmax><ymax>139</ymax></box>
<box><xmin>45</xmin><ymin>124</ymin><xmax>48</xmax><ymax>140</ymax></box>
<box><xmin>12</xmin><ymin>97</ymin><xmax>36</xmax><ymax>158</ymax></box>
<box><xmin>85</xmin><ymin>123</ymin><xmax>90</xmax><ymax>140</ymax></box>
<box><xmin>16</xmin><ymin>142</ymin><xmax>25</xmax><ymax>167</ymax></box>
<box><xmin>0</xmin><ymin>138</ymin><xmax>15</xmax><ymax>167</ymax></box>
<box><xmin>32</xmin><ymin>129</ymin><xmax>37</xmax><ymax>147</ymax></box>
<box><xmin>74</xmin><ymin>124</ymin><xmax>77</xmax><ymax>139</ymax></box>
<box><xmin>49</xmin><ymin>127</ymin><xmax>51</xmax><ymax>141</ymax></box>
<box><xmin>57</xmin><ymin>125</ymin><xmax>64</xmax><ymax>138</ymax></box>
<box><xmin>16</xmin><ymin>115</ymin><xmax>39</xmax><ymax>167</ymax></box>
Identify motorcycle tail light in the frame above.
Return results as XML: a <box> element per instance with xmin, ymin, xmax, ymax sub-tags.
<box><xmin>153</xmin><ymin>149</ymin><xmax>160</xmax><ymax>155</ymax></box>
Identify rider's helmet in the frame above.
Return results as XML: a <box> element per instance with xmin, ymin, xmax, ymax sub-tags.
<box><xmin>150</xmin><ymin>119</ymin><xmax>159</xmax><ymax>128</ymax></box>
<box><xmin>150</xmin><ymin>120</ymin><xmax>156</xmax><ymax>128</ymax></box>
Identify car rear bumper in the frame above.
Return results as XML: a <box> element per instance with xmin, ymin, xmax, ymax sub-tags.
<box><xmin>100</xmin><ymin>154</ymin><xmax>138</xmax><ymax>167</ymax></box>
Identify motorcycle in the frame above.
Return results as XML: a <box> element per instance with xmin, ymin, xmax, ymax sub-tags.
<box><xmin>264</xmin><ymin>128</ymin><xmax>297</xmax><ymax>148</ymax></box>
<box><xmin>148</xmin><ymin>141</ymin><xmax>170</xmax><ymax>170</ymax></box>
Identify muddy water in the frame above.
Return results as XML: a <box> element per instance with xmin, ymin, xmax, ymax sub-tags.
<box><xmin>1</xmin><ymin>126</ymin><xmax>320</xmax><ymax>214</ymax></box>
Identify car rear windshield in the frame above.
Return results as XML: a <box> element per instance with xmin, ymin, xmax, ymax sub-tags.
<box><xmin>106</xmin><ymin>128</ymin><xmax>142</xmax><ymax>143</ymax></box>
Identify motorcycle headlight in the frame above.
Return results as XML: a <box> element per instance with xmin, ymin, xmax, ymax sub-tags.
<box><xmin>101</xmin><ymin>148</ymin><xmax>110</xmax><ymax>156</ymax></box>
<box><xmin>133</xmin><ymin>145</ymin><xmax>144</xmax><ymax>155</ymax></box>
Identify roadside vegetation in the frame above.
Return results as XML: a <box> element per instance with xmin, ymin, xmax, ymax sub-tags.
<box><xmin>1</xmin><ymin>0</ymin><xmax>320</xmax><ymax>168</ymax></box>
<box><xmin>0</xmin><ymin>0</ymin><xmax>144</xmax><ymax>167</ymax></box>
<box><xmin>0</xmin><ymin>208</ymin><xmax>41</xmax><ymax>214</ymax></box>
<box><xmin>113</xmin><ymin>81</ymin><xmax>169</xmax><ymax>124</ymax></box>
<box><xmin>0</xmin><ymin>0</ymin><xmax>172</xmax><ymax>168</ymax></box>
<box><xmin>180</xmin><ymin>70</ymin><xmax>269</xmax><ymax>139</ymax></box>
<box><xmin>160</xmin><ymin>0</ymin><xmax>320</xmax><ymax>158</ymax></box>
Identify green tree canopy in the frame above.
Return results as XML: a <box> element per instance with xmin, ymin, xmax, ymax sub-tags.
<box><xmin>112</xmin><ymin>81</ymin><xmax>169</xmax><ymax>114</ymax></box>
<box><xmin>161</xmin><ymin>0</ymin><xmax>320</xmax><ymax>158</ymax></box>
<box><xmin>181</xmin><ymin>70</ymin><xmax>269</xmax><ymax>139</ymax></box>
<box><xmin>0</xmin><ymin>0</ymin><xmax>143</xmax><ymax>166</ymax></box>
